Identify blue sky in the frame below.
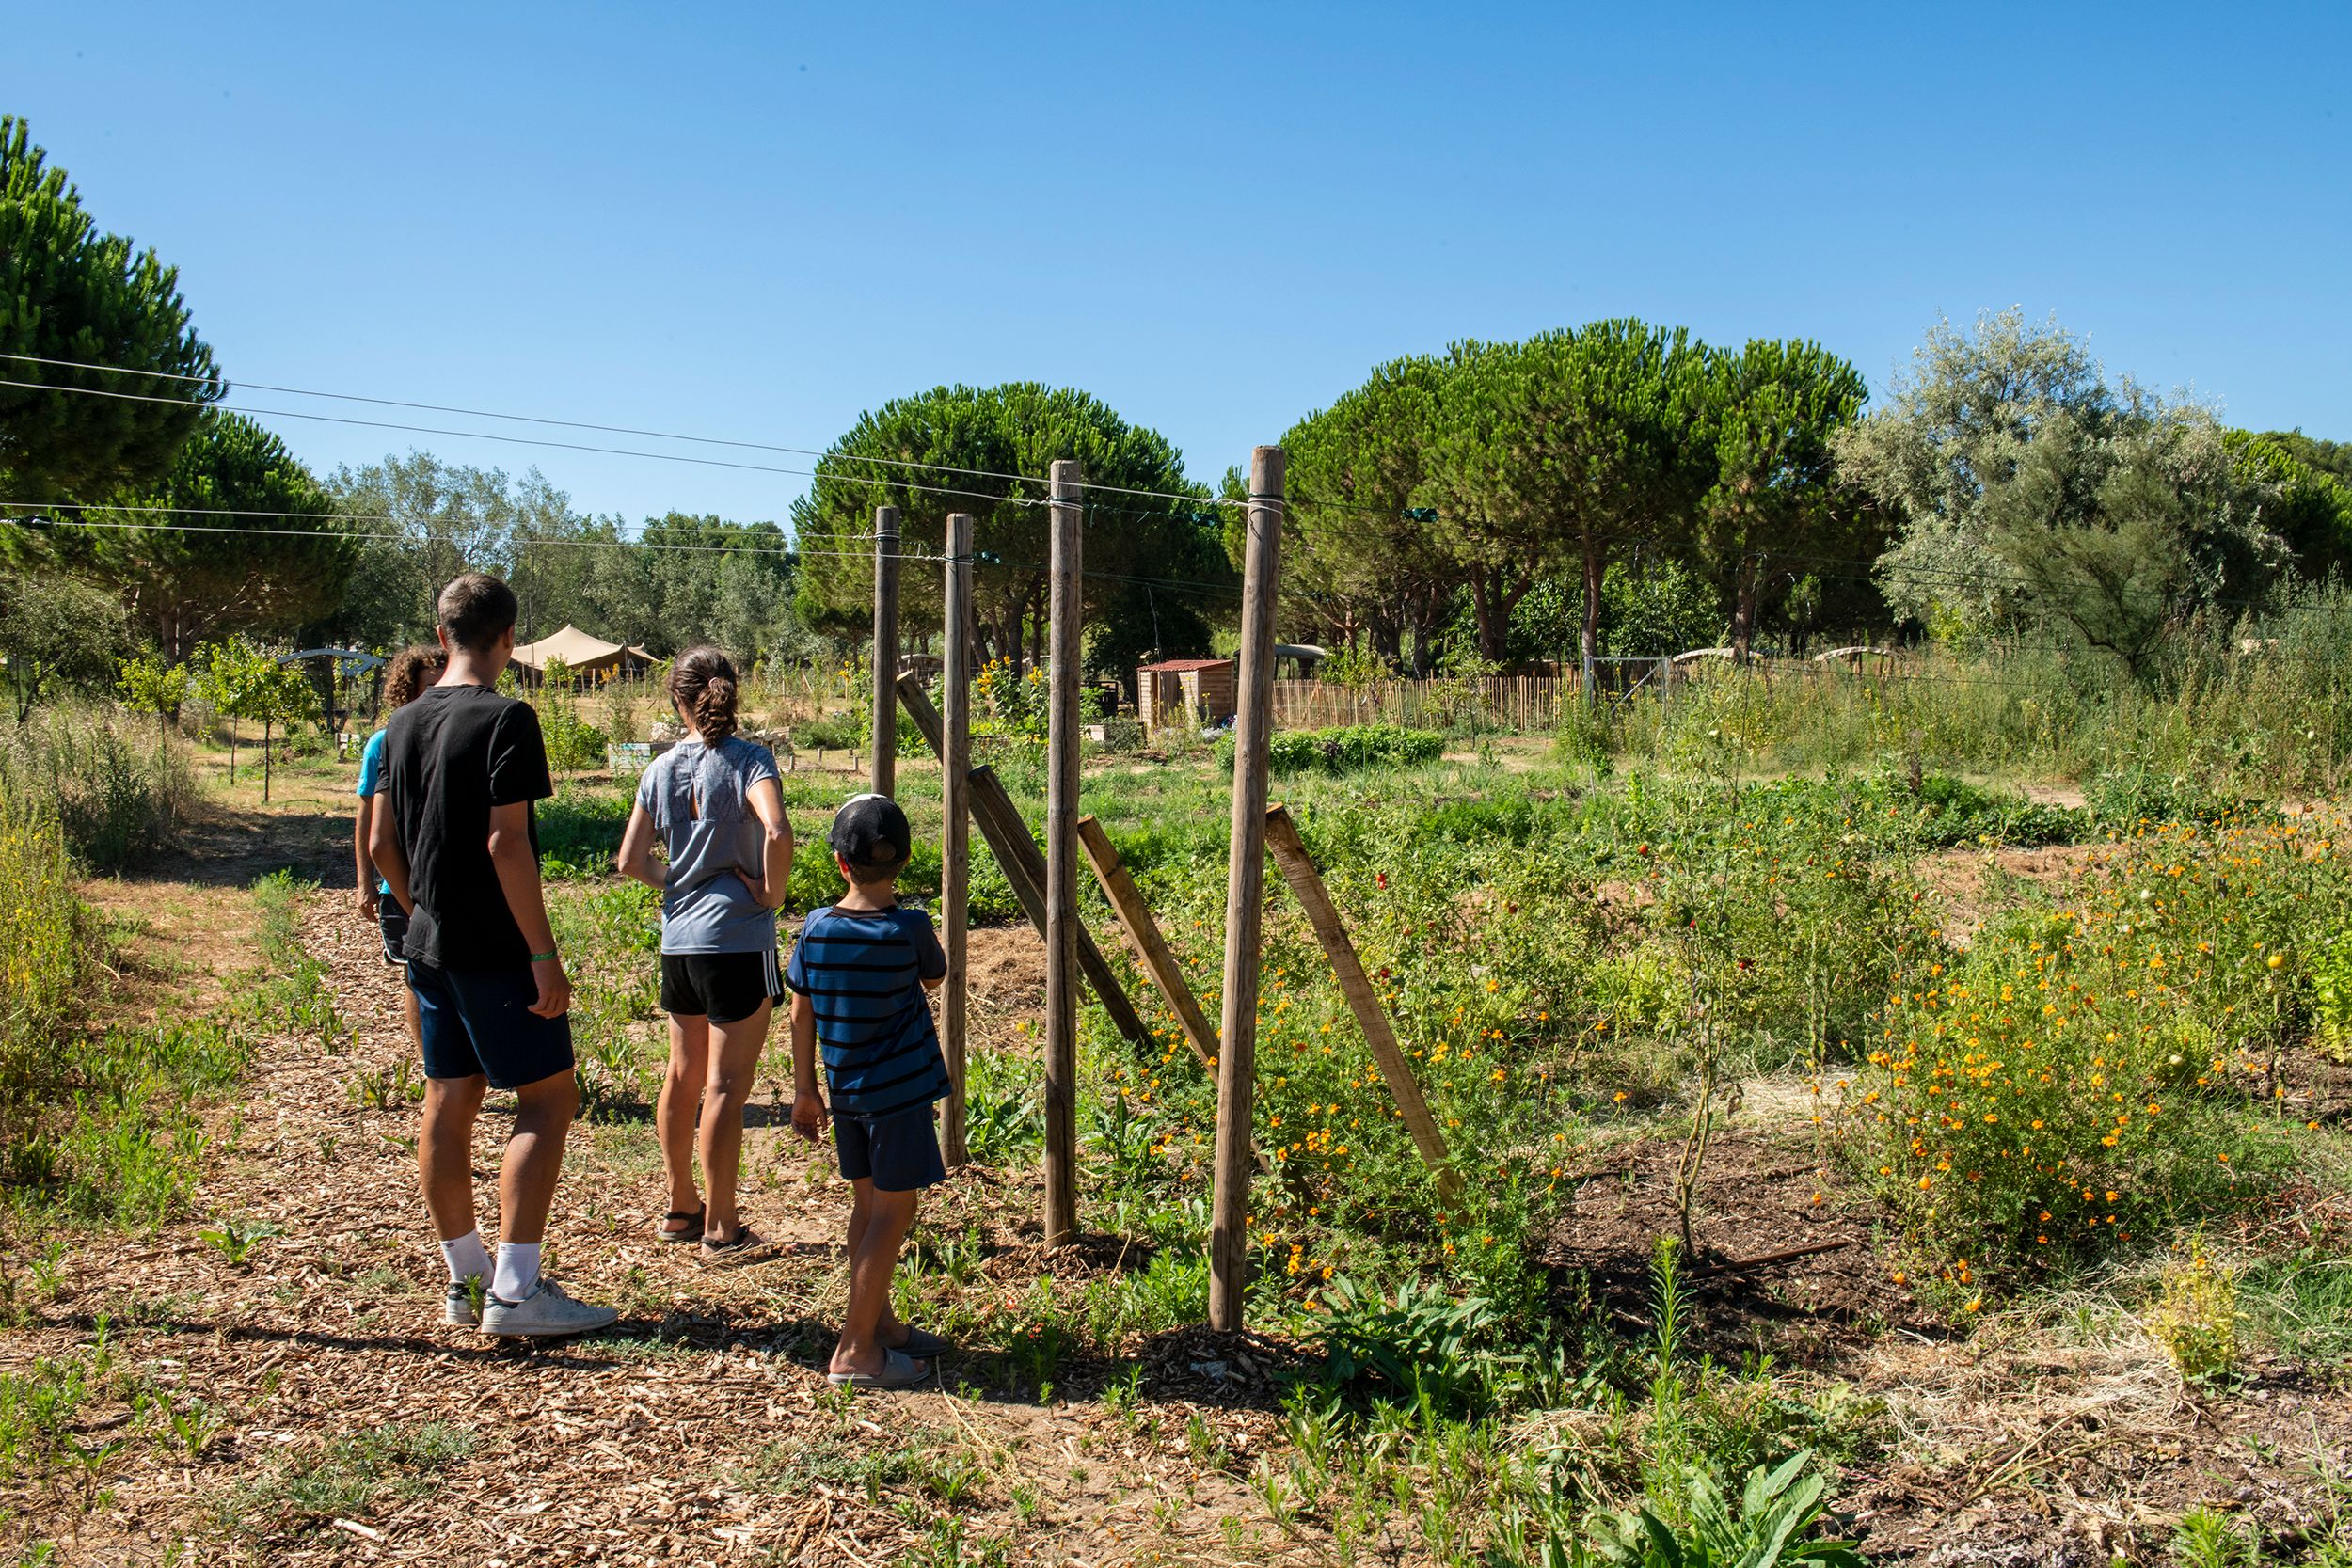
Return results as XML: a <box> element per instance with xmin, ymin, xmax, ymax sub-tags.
<box><xmin>9</xmin><ymin>2</ymin><xmax>2347</xmax><ymax>527</ymax></box>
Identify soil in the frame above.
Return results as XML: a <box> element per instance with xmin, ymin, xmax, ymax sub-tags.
<box><xmin>1913</xmin><ymin>843</ymin><xmax>2104</xmax><ymax>946</ymax></box>
<box><xmin>1544</xmin><ymin>1114</ymin><xmax>2352</xmax><ymax>1563</ymax></box>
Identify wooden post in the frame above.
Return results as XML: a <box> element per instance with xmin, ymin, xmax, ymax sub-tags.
<box><xmin>1041</xmin><ymin>460</ymin><xmax>1084</xmax><ymax>1246</ymax></box>
<box><xmin>1210</xmin><ymin>445</ymin><xmax>1282</xmax><ymax>1331</ymax></box>
<box><xmin>894</xmin><ymin>672</ymin><xmax>1152</xmax><ymax>1051</ymax></box>
<box><xmin>871</xmin><ymin>505</ymin><xmax>899</xmax><ymax>796</ymax></box>
<box><xmin>941</xmin><ymin>513</ymin><xmax>975</xmax><ymax>1166</ymax></box>
<box><xmin>1263</xmin><ymin>804</ymin><xmax>1461</xmax><ymax>1201</ymax></box>
<box><xmin>1075</xmin><ymin>816</ymin><xmax>1217</xmax><ymax>1069</ymax></box>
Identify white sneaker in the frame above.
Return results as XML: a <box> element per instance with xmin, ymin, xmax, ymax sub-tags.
<box><xmin>444</xmin><ymin>1280</ymin><xmax>484</xmax><ymax>1327</ymax></box>
<box><xmin>479</xmin><ymin>1276</ymin><xmax>617</xmax><ymax>1338</ymax></box>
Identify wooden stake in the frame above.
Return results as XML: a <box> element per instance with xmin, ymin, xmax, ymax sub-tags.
<box><xmin>1210</xmin><ymin>445</ymin><xmax>1282</xmax><ymax>1331</ymax></box>
<box><xmin>1076</xmin><ymin>816</ymin><xmax>1216</xmax><ymax>1069</ymax></box>
<box><xmin>1263</xmin><ymin>803</ymin><xmax>1461</xmax><ymax>1201</ymax></box>
<box><xmin>941</xmin><ymin>512</ymin><xmax>975</xmax><ymax>1166</ymax></box>
<box><xmin>1042</xmin><ymin>459</ymin><xmax>1082</xmax><ymax>1247</ymax></box>
<box><xmin>871</xmin><ymin>505</ymin><xmax>899</xmax><ymax>796</ymax></box>
<box><xmin>894</xmin><ymin>672</ymin><xmax>1152</xmax><ymax>1051</ymax></box>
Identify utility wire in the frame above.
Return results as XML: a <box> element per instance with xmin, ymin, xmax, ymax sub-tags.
<box><xmin>0</xmin><ymin>375</ymin><xmax>1047</xmax><ymax>513</ymax></box>
<box><xmin>0</xmin><ymin>353</ymin><xmax>1256</xmax><ymax>510</ymax></box>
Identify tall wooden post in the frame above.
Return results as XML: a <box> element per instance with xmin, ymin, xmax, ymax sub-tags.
<box><xmin>1210</xmin><ymin>445</ymin><xmax>1283</xmax><ymax>1331</ymax></box>
<box><xmin>870</xmin><ymin>505</ymin><xmax>899</xmax><ymax>796</ymax></box>
<box><xmin>941</xmin><ymin>513</ymin><xmax>975</xmax><ymax>1166</ymax></box>
<box><xmin>1042</xmin><ymin>460</ymin><xmax>1084</xmax><ymax>1246</ymax></box>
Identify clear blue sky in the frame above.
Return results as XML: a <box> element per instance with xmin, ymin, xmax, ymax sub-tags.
<box><xmin>10</xmin><ymin>2</ymin><xmax>2348</xmax><ymax>527</ymax></box>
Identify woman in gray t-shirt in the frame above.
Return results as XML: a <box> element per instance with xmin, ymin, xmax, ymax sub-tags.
<box><xmin>616</xmin><ymin>647</ymin><xmax>793</xmax><ymax>1259</ymax></box>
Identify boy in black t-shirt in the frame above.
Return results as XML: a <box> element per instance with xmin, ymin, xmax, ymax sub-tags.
<box><xmin>370</xmin><ymin>573</ymin><xmax>615</xmax><ymax>1338</ymax></box>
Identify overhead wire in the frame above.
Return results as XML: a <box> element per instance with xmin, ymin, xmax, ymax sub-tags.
<box><xmin>0</xmin><ymin>353</ymin><xmax>1256</xmax><ymax>509</ymax></box>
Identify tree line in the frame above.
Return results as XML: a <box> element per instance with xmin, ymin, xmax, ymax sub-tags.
<box><xmin>6</xmin><ymin>109</ymin><xmax>2351</xmax><ymax>717</ymax></box>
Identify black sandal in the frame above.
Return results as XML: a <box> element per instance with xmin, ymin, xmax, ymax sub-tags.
<box><xmin>657</xmin><ymin>1208</ymin><xmax>705</xmax><ymax>1243</ymax></box>
<box><xmin>700</xmin><ymin>1225</ymin><xmax>772</xmax><ymax>1266</ymax></box>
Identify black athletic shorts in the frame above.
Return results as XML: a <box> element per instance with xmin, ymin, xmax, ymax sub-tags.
<box><xmin>660</xmin><ymin>950</ymin><xmax>785</xmax><ymax>1024</ymax></box>
<box><xmin>834</xmin><ymin>1103</ymin><xmax>946</xmax><ymax>1193</ymax></box>
<box><xmin>377</xmin><ymin>902</ymin><xmax>409</xmax><ymax>966</ymax></box>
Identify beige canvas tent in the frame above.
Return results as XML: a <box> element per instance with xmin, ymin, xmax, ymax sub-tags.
<box><xmin>509</xmin><ymin>626</ymin><xmax>655</xmax><ymax>685</ymax></box>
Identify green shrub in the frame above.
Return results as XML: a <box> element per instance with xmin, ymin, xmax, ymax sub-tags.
<box><xmin>1842</xmin><ymin>815</ymin><xmax>2334</xmax><ymax>1287</ymax></box>
<box><xmin>1217</xmin><ymin>724</ymin><xmax>1447</xmax><ymax>776</ymax></box>
<box><xmin>794</xmin><ymin>714</ymin><xmax>861</xmax><ymax>752</ymax></box>
<box><xmin>538</xmin><ymin>705</ymin><xmax>609</xmax><ymax>772</ymax></box>
<box><xmin>0</xmin><ymin>707</ymin><xmax>192</xmax><ymax>871</ymax></box>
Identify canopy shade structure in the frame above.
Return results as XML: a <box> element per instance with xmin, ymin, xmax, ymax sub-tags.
<box><xmin>509</xmin><ymin>626</ymin><xmax>656</xmax><ymax>684</ymax></box>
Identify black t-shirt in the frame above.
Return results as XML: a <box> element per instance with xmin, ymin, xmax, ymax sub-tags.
<box><xmin>383</xmin><ymin>683</ymin><xmax>551</xmax><ymax>970</ymax></box>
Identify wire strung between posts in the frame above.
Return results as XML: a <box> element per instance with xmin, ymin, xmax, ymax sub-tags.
<box><xmin>0</xmin><ymin>352</ymin><xmax>1263</xmax><ymax>509</ymax></box>
<box><xmin>0</xmin><ymin>375</ymin><xmax>1049</xmax><ymax>513</ymax></box>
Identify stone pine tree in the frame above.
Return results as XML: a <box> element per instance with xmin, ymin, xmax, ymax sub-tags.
<box><xmin>1278</xmin><ymin>356</ymin><xmax>1455</xmax><ymax>671</ymax></box>
<box><xmin>81</xmin><ymin>412</ymin><xmax>354</xmax><ymax>659</ymax></box>
<box><xmin>1697</xmin><ymin>339</ymin><xmax>1870</xmax><ymax>659</ymax></box>
<box><xmin>0</xmin><ymin>117</ymin><xmax>219</xmax><ymax>505</ymax></box>
<box><xmin>789</xmin><ymin>384</ymin><xmax>1222</xmax><ymax>673</ymax></box>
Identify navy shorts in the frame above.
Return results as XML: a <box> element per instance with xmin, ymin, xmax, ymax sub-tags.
<box><xmin>377</xmin><ymin>903</ymin><xmax>409</xmax><ymax>966</ymax></box>
<box><xmin>833</xmin><ymin>1103</ymin><xmax>946</xmax><ymax>1193</ymax></box>
<box><xmin>406</xmin><ymin>959</ymin><xmax>575</xmax><ymax>1090</ymax></box>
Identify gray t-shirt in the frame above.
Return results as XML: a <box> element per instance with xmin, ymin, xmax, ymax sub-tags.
<box><xmin>635</xmin><ymin>735</ymin><xmax>782</xmax><ymax>955</ymax></box>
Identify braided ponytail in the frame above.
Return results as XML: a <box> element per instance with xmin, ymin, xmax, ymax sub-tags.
<box><xmin>670</xmin><ymin>645</ymin><xmax>740</xmax><ymax>743</ymax></box>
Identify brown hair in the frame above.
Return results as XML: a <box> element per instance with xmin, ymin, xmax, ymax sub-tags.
<box><xmin>381</xmin><ymin>644</ymin><xmax>447</xmax><ymax>709</ymax></box>
<box><xmin>437</xmin><ymin>572</ymin><xmax>517</xmax><ymax>653</ymax></box>
<box><xmin>669</xmin><ymin>645</ymin><xmax>740</xmax><ymax>743</ymax></box>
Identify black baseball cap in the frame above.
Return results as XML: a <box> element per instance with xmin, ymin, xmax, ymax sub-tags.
<box><xmin>829</xmin><ymin>793</ymin><xmax>912</xmax><ymax>875</ymax></box>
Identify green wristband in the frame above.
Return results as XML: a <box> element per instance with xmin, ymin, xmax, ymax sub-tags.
<box><xmin>528</xmin><ymin>950</ymin><xmax>559</xmax><ymax>963</ymax></box>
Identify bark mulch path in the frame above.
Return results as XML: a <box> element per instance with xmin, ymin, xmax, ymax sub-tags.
<box><xmin>4</xmin><ymin>889</ymin><xmax>1296</xmax><ymax>1566</ymax></box>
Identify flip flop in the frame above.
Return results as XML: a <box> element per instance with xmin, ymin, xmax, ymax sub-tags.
<box><xmin>827</xmin><ymin>1347</ymin><xmax>932</xmax><ymax>1389</ymax></box>
<box><xmin>656</xmin><ymin>1208</ymin><xmax>705</xmax><ymax>1243</ymax></box>
<box><xmin>700</xmin><ymin>1226</ymin><xmax>774</xmax><ymax>1266</ymax></box>
<box><xmin>893</xmin><ymin>1326</ymin><xmax>952</xmax><ymax>1359</ymax></box>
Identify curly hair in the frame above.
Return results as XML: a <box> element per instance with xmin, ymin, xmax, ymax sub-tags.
<box><xmin>669</xmin><ymin>645</ymin><xmax>740</xmax><ymax>743</ymax></box>
<box><xmin>380</xmin><ymin>644</ymin><xmax>447</xmax><ymax>710</ymax></box>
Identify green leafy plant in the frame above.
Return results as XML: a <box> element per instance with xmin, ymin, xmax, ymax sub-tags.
<box><xmin>1313</xmin><ymin>1274</ymin><xmax>1515</xmax><ymax>1411</ymax></box>
<box><xmin>197</xmin><ymin>1216</ymin><xmax>281</xmax><ymax>1268</ymax></box>
<box><xmin>2150</xmin><ymin>1249</ymin><xmax>2240</xmax><ymax>1382</ymax></box>
<box><xmin>1593</xmin><ymin>1450</ymin><xmax>1866</xmax><ymax>1567</ymax></box>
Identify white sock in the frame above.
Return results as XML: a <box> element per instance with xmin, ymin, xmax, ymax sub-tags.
<box><xmin>491</xmin><ymin>1241</ymin><xmax>542</xmax><ymax>1303</ymax></box>
<box><xmin>440</xmin><ymin>1228</ymin><xmax>492</xmax><ymax>1284</ymax></box>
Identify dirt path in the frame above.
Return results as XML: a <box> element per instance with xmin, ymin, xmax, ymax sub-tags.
<box><xmin>9</xmin><ymin>884</ymin><xmax>1296</xmax><ymax>1567</ymax></box>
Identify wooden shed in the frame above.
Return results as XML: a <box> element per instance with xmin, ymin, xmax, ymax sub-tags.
<box><xmin>1136</xmin><ymin>657</ymin><xmax>1236</xmax><ymax>731</ymax></box>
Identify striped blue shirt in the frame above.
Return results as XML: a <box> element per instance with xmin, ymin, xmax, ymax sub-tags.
<box><xmin>786</xmin><ymin>904</ymin><xmax>950</xmax><ymax>1118</ymax></box>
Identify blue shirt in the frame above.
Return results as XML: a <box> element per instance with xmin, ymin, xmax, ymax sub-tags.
<box><xmin>786</xmin><ymin>904</ymin><xmax>949</xmax><ymax>1118</ymax></box>
<box><xmin>635</xmin><ymin>735</ymin><xmax>781</xmax><ymax>955</ymax></box>
<box><xmin>356</xmin><ymin>728</ymin><xmax>390</xmax><ymax>895</ymax></box>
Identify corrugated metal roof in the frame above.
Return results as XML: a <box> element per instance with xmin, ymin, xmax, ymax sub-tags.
<box><xmin>1137</xmin><ymin>657</ymin><xmax>1233</xmax><ymax>673</ymax></box>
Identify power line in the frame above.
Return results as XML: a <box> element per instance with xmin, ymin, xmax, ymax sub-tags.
<box><xmin>0</xmin><ymin>352</ymin><xmax>1254</xmax><ymax>511</ymax></box>
<box><xmin>0</xmin><ymin>375</ymin><xmax>1052</xmax><ymax>514</ymax></box>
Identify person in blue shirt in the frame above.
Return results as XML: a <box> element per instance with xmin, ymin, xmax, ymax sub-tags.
<box><xmin>354</xmin><ymin>644</ymin><xmax>446</xmax><ymax>1043</ymax></box>
<box><xmin>788</xmin><ymin>792</ymin><xmax>951</xmax><ymax>1388</ymax></box>
<box><xmin>616</xmin><ymin>646</ymin><xmax>793</xmax><ymax>1262</ymax></box>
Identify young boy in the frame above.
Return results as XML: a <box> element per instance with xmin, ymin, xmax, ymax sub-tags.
<box><xmin>369</xmin><ymin>573</ymin><xmax>616</xmax><ymax>1338</ymax></box>
<box><xmin>787</xmin><ymin>793</ymin><xmax>953</xmax><ymax>1387</ymax></box>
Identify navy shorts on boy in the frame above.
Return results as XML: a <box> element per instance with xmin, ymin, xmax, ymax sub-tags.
<box><xmin>833</xmin><ymin>1103</ymin><xmax>947</xmax><ymax>1193</ymax></box>
<box><xmin>407</xmin><ymin>960</ymin><xmax>575</xmax><ymax>1088</ymax></box>
<box><xmin>786</xmin><ymin>903</ymin><xmax>950</xmax><ymax>1187</ymax></box>
<box><xmin>381</xmin><ymin>683</ymin><xmax>574</xmax><ymax>1087</ymax></box>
